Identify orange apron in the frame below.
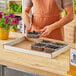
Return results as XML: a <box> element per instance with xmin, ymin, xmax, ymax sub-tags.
<box><xmin>32</xmin><ymin>0</ymin><xmax>64</xmax><ymax>41</ymax></box>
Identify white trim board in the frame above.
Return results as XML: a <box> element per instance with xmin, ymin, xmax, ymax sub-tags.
<box><xmin>4</xmin><ymin>37</ymin><xmax>70</xmax><ymax>58</ymax></box>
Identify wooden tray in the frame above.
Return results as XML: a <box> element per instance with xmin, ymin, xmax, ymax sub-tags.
<box><xmin>3</xmin><ymin>37</ymin><xmax>70</xmax><ymax>58</ymax></box>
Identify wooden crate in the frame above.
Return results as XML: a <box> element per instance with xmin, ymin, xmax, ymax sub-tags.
<box><xmin>64</xmin><ymin>17</ymin><xmax>76</xmax><ymax>43</ymax></box>
<box><xmin>8</xmin><ymin>0</ymin><xmax>22</xmax><ymax>15</ymax></box>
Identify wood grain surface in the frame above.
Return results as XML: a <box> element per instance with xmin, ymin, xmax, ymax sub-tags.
<box><xmin>0</xmin><ymin>32</ymin><xmax>76</xmax><ymax>76</ymax></box>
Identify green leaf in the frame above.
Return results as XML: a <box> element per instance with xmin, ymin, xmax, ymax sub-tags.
<box><xmin>10</xmin><ymin>26</ymin><xmax>13</xmax><ymax>29</ymax></box>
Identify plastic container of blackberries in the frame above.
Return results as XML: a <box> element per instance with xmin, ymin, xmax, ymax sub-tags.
<box><xmin>31</xmin><ymin>40</ymin><xmax>67</xmax><ymax>53</ymax></box>
<box><xmin>31</xmin><ymin>42</ymin><xmax>46</xmax><ymax>51</ymax></box>
<box><xmin>27</xmin><ymin>31</ymin><xmax>40</xmax><ymax>38</ymax></box>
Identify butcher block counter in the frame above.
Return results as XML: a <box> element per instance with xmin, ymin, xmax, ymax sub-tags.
<box><xmin>0</xmin><ymin>32</ymin><xmax>76</xmax><ymax>76</ymax></box>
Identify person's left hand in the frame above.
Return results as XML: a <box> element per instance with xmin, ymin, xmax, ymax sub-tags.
<box><xmin>40</xmin><ymin>26</ymin><xmax>53</xmax><ymax>37</ymax></box>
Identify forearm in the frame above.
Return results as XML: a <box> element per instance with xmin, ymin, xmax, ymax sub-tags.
<box><xmin>49</xmin><ymin>14</ymin><xmax>74</xmax><ymax>31</ymax></box>
<box><xmin>22</xmin><ymin>8</ymin><xmax>31</xmax><ymax>28</ymax></box>
<box><xmin>49</xmin><ymin>6</ymin><xmax>74</xmax><ymax>31</ymax></box>
<box><xmin>23</xmin><ymin>13</ymin><xmax>30</xmax><ymax>27</ymax></box>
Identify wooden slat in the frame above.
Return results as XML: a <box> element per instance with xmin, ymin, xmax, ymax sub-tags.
<box><xmin>14</xmin><ymin>13</ymin><xmax>22</xmax><ymax>16</ymax></box>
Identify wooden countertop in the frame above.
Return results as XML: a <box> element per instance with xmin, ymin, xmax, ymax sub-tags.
<box><xmin>0</xmin><ymin>32</ymin><xmax>76</xmax><ymax>76</ymax></box>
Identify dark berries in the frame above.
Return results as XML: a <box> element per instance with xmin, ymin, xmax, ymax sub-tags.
<box><xmin>27</xmin><ymin>31</ymin><xmax>40</xmax><ymax>38</ymax></box>
<box><xmin>31</xmin><ymin>40</ymin><xmax>66</xmax><ymax>53</ymax></box>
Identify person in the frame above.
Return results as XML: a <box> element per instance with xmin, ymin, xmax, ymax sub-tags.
<box><xmin>23</xmin><ymin>0</ymin><xmax>74</xmax><ymax>41</ymax></box>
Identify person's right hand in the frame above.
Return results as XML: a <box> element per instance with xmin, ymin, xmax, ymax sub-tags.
<box><xmin>25</xmin><ymin>26</ymin><xmax>32</xmax><ymax>34</ymax></box>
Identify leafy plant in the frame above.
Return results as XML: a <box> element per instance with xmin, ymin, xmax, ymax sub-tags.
<box><xmin>0</xmin><ymin>12</ymin><xmax>19</xmax><ymax>32</ymax></box>
<box><xmin>74</xmin><ymin>0</ymin><xmax>76</xmax><ymax>12</ymax></box>
<box><xmin>10</xmin><ymin>4</ymin><xmax>22</xmax><ymax>13</ymax></box>
<box><xmin>17</xmin><ymin>4</ymin><xmax>22</xmax><ymax>13</ymax></box>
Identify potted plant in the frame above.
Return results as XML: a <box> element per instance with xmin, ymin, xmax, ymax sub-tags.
<box><xmin>0</xmin><ymin>12</ymin><xmax>19</xmax><ymax>40</ymax></box>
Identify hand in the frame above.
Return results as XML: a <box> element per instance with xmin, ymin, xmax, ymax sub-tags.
<box><xmin>25</xmin><ymin>25</ymin><xmax>32</xmax><ymax>34</ymax></box>
<box><xmin>40</xmin><ymin>26</ymin><xmax>53</xmax><ymax>37</ymax></box>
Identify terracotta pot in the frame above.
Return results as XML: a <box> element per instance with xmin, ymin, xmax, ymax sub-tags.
<box><xmin>0</xmin><ymin>28</ymin><xmax>9</xmax><ymax>40</ymax></box>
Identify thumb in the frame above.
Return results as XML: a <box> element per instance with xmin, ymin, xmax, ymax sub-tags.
<box><xmin>40</xmin><ymin>27</ymin><xmax>46</xmax><ymax>33</ymax></box>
